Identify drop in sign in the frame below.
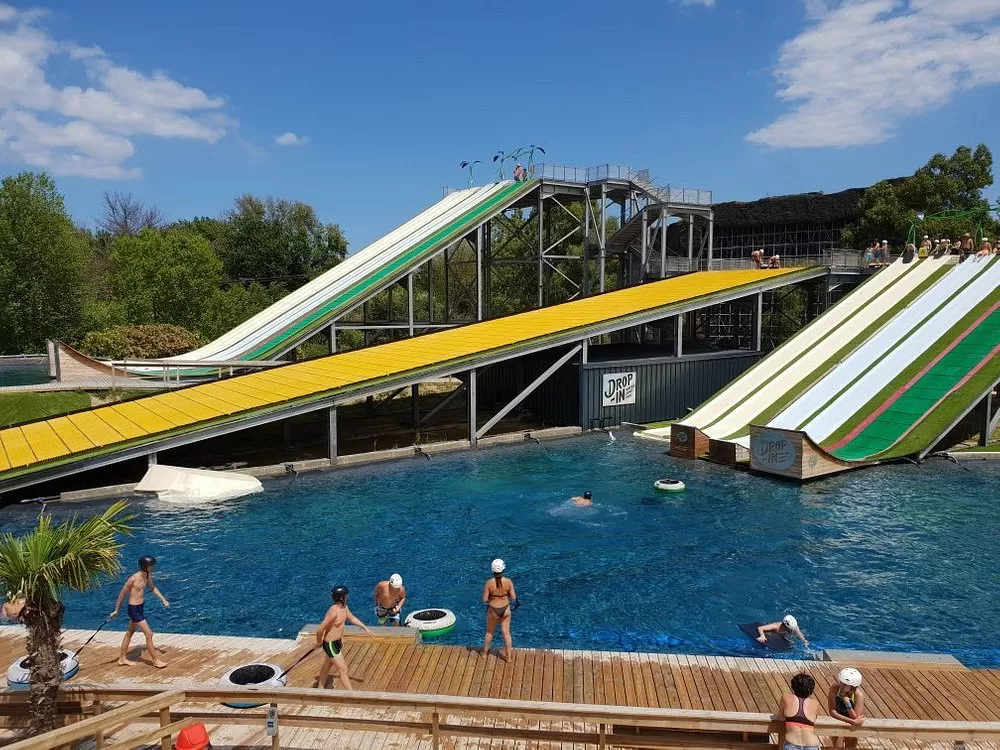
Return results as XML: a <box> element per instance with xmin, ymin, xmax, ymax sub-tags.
<box><xmin>601</xmin><ymin>371</ymin><xmax>636</xmax><ymax>407</ymax></box>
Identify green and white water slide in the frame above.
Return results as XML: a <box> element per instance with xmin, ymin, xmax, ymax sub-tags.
<box><xmin>136</xmin><ymin>180</ymin><xmax>536</xmax><ymax>371</ymax></box>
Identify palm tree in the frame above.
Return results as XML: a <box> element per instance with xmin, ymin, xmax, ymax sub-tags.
<box><xmin>493</xmin><ymin>150</ymin><xmax>508</xmax><ymax>181</ymax></box>
<box><xmin>459</xmin><ymin>160</ymin><xmax>481</xmax><ymax>188</ymax></box>
<box><xmin>0</xmin><ymin>501</ymin><xmax>132</xmax><ymax>734</ymax></box>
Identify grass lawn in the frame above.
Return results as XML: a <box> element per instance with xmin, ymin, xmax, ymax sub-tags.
<box><xmin>0</xmin><ymin>392</ymin><xmax>91</xmax><ymax>428</ymax></box>
<box><xmin>641</xmin><ymin>420</ymin><xmax>676</xmax><ymax>429</ymax></box>
<box><xmin>953</xmin><ymin>444</ymin><xmax>1000</xmax><ymax>453</ymax></box>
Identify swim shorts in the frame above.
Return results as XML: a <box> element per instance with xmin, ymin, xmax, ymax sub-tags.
<box><xmin>322</xmin><ymin>639</ymin><xmax>344</xmax><ymax>658</ymax></box>
<box><xmin>375</xmin><ymin>605</ymin><xmax>399</xmax><ymax>624</ymax></box>
<box><xmin>126</xmin><ymin>603</ymin><xmax>145</xmax><ymax>623</ymax></box>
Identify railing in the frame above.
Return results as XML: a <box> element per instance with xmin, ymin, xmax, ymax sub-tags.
<box><xmin>4</xmin><ymin>684</ymin><xmax>1000</xmax><ymax>750</ymax></box>
<box><xmin>535</xmin><ymin>163</ymin><xmax>714</xmax><ymax>205</ymax></box>
<box><xmin>108</xmin><ymin>358</ymin><xmax>288</xmax><ymax>385</ymax></box>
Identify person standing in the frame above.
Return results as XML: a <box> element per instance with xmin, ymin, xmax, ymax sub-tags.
<box><xmin>828</xmin><ymin>667</ymin><xmax>866</xmax><ymax>748</ymax></box>
<box><xmin>110</xmin><ymin>555</ymin><xmax>169</xmax><ymax>668</ymax></box>
<box><xmin>315</xmin><ymin>586</ymin><xmax>372</xmax><ymax>689</ymax></box>
<box><xmin>373</xmin><ymin>574</ymin><xmax>406</xmax><ymax>626</ymax></box>
<box><xmin>481</xmin><ymin>558</ymin><xmax>517</xmax><ymax>662</ymax></box>
<box><xmin>777</xmin><ymin>673</ymin><xmax>821</xmax><ymax>750</ymax></box>
<box><xmin>961</xmin><ymin>232</ymin><xmax>975</xmax><ymax>257</ymax></box>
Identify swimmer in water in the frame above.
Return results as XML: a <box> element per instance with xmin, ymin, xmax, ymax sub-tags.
<box><xmin>571</xmin><ymin>491</ymin><xmax>593</xmax><ymax>507</ymax></box>
<box><xmin>757</xmin><ymin>615</ymin><xmax>809</xmax><ymax>648</ymax></box>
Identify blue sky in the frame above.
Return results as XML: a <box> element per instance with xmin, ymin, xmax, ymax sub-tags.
<box><xmin>1</xmin><ymin>0</ymin><xmax>998</xmax><ymax>249</ymax></box>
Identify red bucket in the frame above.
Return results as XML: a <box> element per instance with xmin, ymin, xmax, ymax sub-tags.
<box><xmin>175</xmin><ymin>722</ymin><xmax>211</xmax><ymax>750</ymax></box>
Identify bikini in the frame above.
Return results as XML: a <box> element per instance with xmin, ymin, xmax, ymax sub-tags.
<box><xmin>487</xmin><ymin>578</ymin><xmax>510</xmax><ymax>618</ymax></box>
<box><xmin>784</xmin><ymin>697</ymin><xmax>815</xmax><ymax>729</ymax></box>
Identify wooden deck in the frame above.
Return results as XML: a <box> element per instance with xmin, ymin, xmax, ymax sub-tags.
<box><xmin>3</xmin><ymin>625</ymin><xmax>1000</xmax><ymax>748</ymax></box>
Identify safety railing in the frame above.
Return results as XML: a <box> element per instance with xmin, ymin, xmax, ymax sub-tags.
<box><xmin>4</xmin><ymin>684</ymin><xmax>1000</xmax><ymax>750</ymax></box>
<box><xmin>108</xmin><ymin>358</ymin><xmax>288</xmax><ymax>385</ymax></box>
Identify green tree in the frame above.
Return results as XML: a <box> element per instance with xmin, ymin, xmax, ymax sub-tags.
<box><xmin>199</xmin><ymin>282</ymin><xmax>283</xmax><ymax>340</ymax></box>
<box><xmin>218</xmin><ymin>195</ymin><xmax>347</xmax><ymax>287</ymax></box>
<box><xmin>0</xmin><ymin>502</ymin><xmax>132</xmax><ymax>733</ymax></box>
<box><xmin>110</xmin><ymin>228</ymin><xmax>223</xmax><ymax>331</ymax></box>
<box><xmin>0</xmin><ymin>172</ymin><xmax>92</xmax><ymax>354</ymax></box>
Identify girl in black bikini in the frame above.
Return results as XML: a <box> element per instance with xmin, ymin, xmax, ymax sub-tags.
<box><xmin>481</xmin><ymin>558</ymin><xmax>517</xmax><ymax>662</ymax></box>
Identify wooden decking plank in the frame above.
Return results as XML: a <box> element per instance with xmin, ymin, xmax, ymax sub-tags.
<box><xmin>385</xmin><ymin>643</ymin><xmax>423</xmax><ymax>693</ymax></box>
<box><xmin>716</xmin><ymin>656</ymin><xmax>751</xmax><ymax>712</ymax></box>
<box><xmin>859</xmin><ymin>666</ymin><xmax>922</xmax><ymax>718</ymax></box>
<box><xmin>894</xmin><ymin>667</ymin><xmax>965</xmax><ymax>721</ymax></box>
<box><xmin>425</xmin><ymin>643</ymin><xmax>459</xmax><ymax>696</ymax></box>
<box><xmin>646</xmin><ymin>653</ymin><xmax>673</xmax><ymax>708</ymax></box>
<box><xmin>412</xmin><ymin>640</ymin><xmax>445</xmax><ymax>694</ymax></box>
<box><xmin>596</xmin><ymin>651</ymin><xmax>615</xmax><ymax>705</ymax></box>
<box><xmin>616</xmin><ymin>652</ymin><xmax>635</xmax><ymax>707</ymax></box>
<box><xmin>957</xmin><ymin>671</ymin><xmax>1000</xmax><ymax>718</ymax></box>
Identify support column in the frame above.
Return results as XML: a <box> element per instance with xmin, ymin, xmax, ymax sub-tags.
<box><xmin>468</xmin><ymin>369</ymin><xmax>478</xmax><ymax>446</ymax></box>
<box><xmin>537</xmin><ymin>191</ymin><xmax>545</xmax><ymax>307</ymax></box>
<box><xmin>640</xmin><ymin>208</ymin><xmax>648</xmax><ymax>281</ymax></box>
<box><xmin>675</xmin><ymin>314</ymin><xmax>683</xmax><ymax>357</ymax></box>
<box><xmin>444</xmin><ymin>247</ymin><xmax>450</xmax><ymax>323</ymax></box>
<box><xmin>427</xmin><ymin>257</ymin><xmax>434</xmax><ymax>323</ymax></box>
<box><xmin>583</xmin><ymin>188</ymin><xmax>591</xmax><ymax>297</ymax></box>
<box><xmin>708</xmin><ymin>211</ymin><xmax>715</xmax><ymax>265</ymax></box>
<box><xmin>327</xmin><ymin>323</ymin><xmax>336</xmax><ymax>354</ymax></box>
<box><xmin>407</xmin><ymin>273</ymin><xmax>414</xmax><ymax>337</ymax></box>
<box><xmin>411</xmin><ymin>384</ymin><xmax>420</xmax><ymax>427</ymax></box>
<box><xmin>753</xmin><ymin>292</ymin><xmax>763</xmax><ymax>351</ymax></box>
<box><xmin>688</xmin><ymin>218</ymin><xmax>694</xmax><ymax>262</ymax></box>
<box><xmin>600</xmin><ymin>183</ymin><xmax>608</xmax><ymax>293</ymax></box>
<box><xmin>581</xmin><ymin>338</ymin><xmax>589</xmax><ymax>364</ymax></box>
<box><xmin>660</xmin><ymin>208</ymin><xmax>668</xmax><ymax>279</ymax></box>
<box><xmin>148</xmin><ymin>452</ymin><xmax>157</xmax><ymax>466</ymax></box>
<box><xmin>475</xmin><ymin>224</ymin><xmax>484</xmax><ymax>321</ymax></box>
<box><xmin>328</xmin><ymin>407</ymin><xmax>338</xmax><ymax>462</ymax></box>
<box><xmin>363</xmin><ymin>301</ymin><xmax>370</xmax><ymax>347</ymax></box>
<box><xmin>980</xmin><ymin>391</ymin><xmax>996</xmax><ymax>447</ymax></box>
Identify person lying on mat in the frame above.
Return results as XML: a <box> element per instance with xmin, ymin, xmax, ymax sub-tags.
<box><xmin>757</xmin><ymin>615</ymin><xmax>809</xmax><ymax>648</ymax></box>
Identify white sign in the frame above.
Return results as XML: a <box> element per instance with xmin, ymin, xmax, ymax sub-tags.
<box><xmin>602</xmin><ymin>371</ymin><xmax>636</xmax><ymax>407</ymax></box>
<box><xmin>266</xmin><ymin>705</ymin><xmax>279</xmax><ymax>736</ymax></box>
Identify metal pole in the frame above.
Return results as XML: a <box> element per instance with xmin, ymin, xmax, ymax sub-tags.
<box><xmin>328</xmin><ymin>407</ymin><xmax>337</xmax><ymax>462</ymax></box>
<box><xmin>581</xmin><ymin>338</ymin><xmax>589</xmax><ymax>364</ymax></box>
<box><xmin>328</xmin><ymin>323</ymin><xmax>336</xmax><ymax>354</ymax></box>
<box><xmin>468</xmin><ymin>369</ymin><xmax>478</xmax><ymax>446</ymax></box>
<box><xmin>980</xmin><ymin>391</ymin><xmax>994</xmax><ymax>447</ymax></box>
<box><xmin>754</xmin><ymin>292</ymin><xmax>763</xmax><ymax>351</ymax></box>
<box><xmin>688</xmin><ymin>217</ymin><xmax>695</xmax><ymax>264</ymax></box>
<box><xmin>148</xmin><ymin>452</ymin><xmax>157</xmax><ymax>467</ymax></box>
<box><xmin>476</xmin><ymin>224</ymin><xmax>484</xmax><ymax>321</ymax></box>
<box><xmin>600</xmin><ymin>183</ymin><xmax>607</xmax><ymax>292</ymax></box>
<box><xmin>708</xmin><ymin>211</ymin><xmax>715</xmax><ymax>265</ymax></box>
<box><xmin>675</xmin><ymin>314</ymin><xmax>683</xmax><ymax>357</ymax></box>
<box><xmin>444</xmin><ymin>247</ymin><xmax>450</xmax><ymax>323</ymax></box>
<box><xmin>537</xmin><ymin>190</ymin><xmax>545</xmax><ymax>307</ymax></box>
<box><xmin>660</xmin><ymin>208</ymin><xmax>667</xmax><ymax>279</ymax></box>
<box><xmin>407</xmin><ymin>273</ymin><xmax>414</xmax><ymax>337</ymax></box>
<box><xmin>427</xmin><ymin>256</ymin><xmax>434</xmax><ymax>323</ymax></box>
<box><xmin>640</xmin><ymin>208</ymin><xmax>648</xmax><ymax>281</ymax></box>
<box><xmin>583</xmin><ymin>187</ymin><xmax>591</xmax><ymax>297</ymax></box>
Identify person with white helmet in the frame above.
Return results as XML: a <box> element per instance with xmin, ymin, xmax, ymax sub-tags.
<box><xmin>756</xmin><ymin>614</ymin><xmax>809</xmax><ymax>648</ymax></box>
<box><xmin>828</xmin><ymin>667</ymin><xmax>866</xmax><ymax>746</ymax></box>
<box><xmin>481</xmin><ymin>558</ymin><xmax>517</xmax><ymax>662</ymax></box>
<box><xmin>373</xmin><ymin>574</ymin><xmax>407</xmax><ymax>626</ymax></box>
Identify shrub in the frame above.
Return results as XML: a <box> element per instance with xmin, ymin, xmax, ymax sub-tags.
<box><xmin>79</xmin><ymin>324</ymin><xmax>204</xmax><ymax>360</ymax></box>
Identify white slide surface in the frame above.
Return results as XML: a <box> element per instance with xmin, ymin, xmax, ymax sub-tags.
<box><xmin>695</xmin><ymin>256</ymin><xmax>947</xmax><ymax>440</ymax></box>
<box><xmin>797</xmin><ymin>255</ymin><xmax>1000</xmax><ymax>443</ymax></box>
<box><xmin>769</xmin><ymin>256</ymin><xmax>991</xmax><ymax>433</ymax></box>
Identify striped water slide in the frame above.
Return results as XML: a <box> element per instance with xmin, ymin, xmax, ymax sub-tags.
<box><xmin>126</xmin><ymin>182</ymin><xmax>531</xmax><ymax>372</ymax></box>
<box><xmin>768</xmin><ymin>255</ymin><xmax>993</xmax><ymax>433</ymax></box>
<box><xmin>797</xmin><ymin>256</ymin><xmax>1000</xmax><ymax>448</ymax></box>
<box><xmin>673</xmin><ymin>258</ymin><xmax>915</xmax><ymax>436</ymax></box>
<box><xmin>695</xmin><ymin>256</ymin><xmax>948</xmax><ymax>442</ymax></box>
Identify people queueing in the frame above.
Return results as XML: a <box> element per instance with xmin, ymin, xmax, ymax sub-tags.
<box><xmin>751</xmin><ymin>248</ymin><xmax>765</xmax><ymax>268</ymax></box>
<box><xmin>110</xmin><ymin>555</ymin><xmax>170</xmax><ymax>668</ymax></box>
<box><xmin>778</xmin><ymin>673</ymin><xmax>821</xmax><ymax>750</ymax></box>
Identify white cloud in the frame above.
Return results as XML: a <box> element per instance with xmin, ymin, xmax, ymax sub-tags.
<box><xmin>0</xmin><ymin>4</ymin><xmax>232</xmax><ymax>178</ymax></box>
<box><xmin>275</xmin><ymin>131</ymin><xmax>309</xmax><ymax>147</ymax></box>
<box><xmin>747</xmin><ymin>0</ymin><xmax>1000</xmax><ymax>148</ymax></box>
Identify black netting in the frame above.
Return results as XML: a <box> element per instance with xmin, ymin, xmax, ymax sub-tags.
<box><xmin>229</xmin><ymin>664</ymin><xmax>277</xmax><ymax>685</ymax></box>
<box><xmin>412</xmin><ymin>610</ymin><xmax>447</xmax><ymax>621</ymax></box>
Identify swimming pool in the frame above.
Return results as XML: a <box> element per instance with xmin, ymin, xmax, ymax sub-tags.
<box><xmin>3</xmin><ymin>434</ymin><xmax>999</xmax><ymax>666</ymax></box>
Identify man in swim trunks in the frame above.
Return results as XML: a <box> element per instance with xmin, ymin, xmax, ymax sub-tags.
<box><xmin>373</xmin><ymin>574</ymin><xmax>406</xmax><ymax>625</ymax></box>
<box><xmin>757</xmin><ymin>614</ymin><xmax>809</xmax><ymax>648</ymax></box>
<box><xmin>110</xmin><ymin>555</ymin><xmax>170</xmax><ymax>668</ymax></box>
<box><xmin>315</xmin><ymin>586</ymin><xmax>372</xmax><ymax>689</ymax></box>
<box><xmin>571</xmin><ymin>491</ymin><xmax>593</xmax><ymax>507</ymax></box>
<box><xmin>481</xmin><ymin>558</ymin><xmax>517</xmax><ymax>662</ymax></box>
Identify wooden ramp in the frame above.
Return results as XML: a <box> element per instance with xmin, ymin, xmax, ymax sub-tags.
<box><xmin>3</xmin><ymin>626</ymin><xmax>1000</xmax><ymax>749</ymax></box>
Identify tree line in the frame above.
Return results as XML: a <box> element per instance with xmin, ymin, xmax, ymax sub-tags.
<box><xmin>0</xmin><ymin>172</ymin><xmax>347</xmax><ymax>356</ymax></box>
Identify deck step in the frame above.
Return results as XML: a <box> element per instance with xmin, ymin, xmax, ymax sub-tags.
<box><xmin>822</xmin><ymin>648</ymin><xmax>966</xmax><ymax>669</ymax></box>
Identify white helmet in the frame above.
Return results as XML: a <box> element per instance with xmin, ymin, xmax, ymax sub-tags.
<box><xmin>491</xmin><ymin>558</ymin><xmax>506</xmax><ymax>574</ymax></box>
<box><xmin>782</xmin><ymin>615</ymin><xmax>799</xmax><ymax>631</ymax></box>
<box><xmin>838</xmin><ymin>667</ymin><xmax>863</xmax><ymax>687</ymax></box>
<box><xmin>389</xmin><ymin>574</ymin><xmax>403</xmax><ymax>588</ymax></box>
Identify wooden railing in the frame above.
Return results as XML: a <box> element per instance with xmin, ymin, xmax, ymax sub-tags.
<box><xmin>4</xmin><ymin>684</ymin><xmax>1000</xmax><ymax>750</ymax></box>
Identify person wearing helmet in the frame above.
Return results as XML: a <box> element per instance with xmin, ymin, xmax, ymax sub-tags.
<box><xmin>828</xmin><ymin>667</ymin><xmax>866</xmax><ymax>746</ymax></box>
<box><xmin>481</xmin><ymin>558</ymin><xmax>517</xmax><ymax>662</ymax></box>
<box><xmin>571</xmin><ymin>491</ymin><xmax>593</xmax><ymax>507</ymax></box>
<box><xmin>756</xmin><ymin>615</ymin><xmax>809</xmax><ymax>648</ymax></box>
<box><xmin>315</xmin><ymin>586</ymin><xmax>372</xmax><ymax>689</ymax></box>
<box><xmin>110</xmin><ymin>555</ymin><xmax>169</xmax><ymax>668</ymax></box>
<box><xmin>373</xmin><ymin>574</ymin><xmax>407</xmax><ymax>626</ymax></box>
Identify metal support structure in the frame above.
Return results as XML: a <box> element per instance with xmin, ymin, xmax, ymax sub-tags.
<box><xmin>675</xmin><ymin>314</ymin><xmax>683</xmax><ymax>357</ymax></box>
<box><xmin>688</xmin><ymin>219</ymin><xmax>695</xmax><ymax>261</ymax></box>
<box><xmin>427</xmin><ymin>256</ymin><xmax>434</xmax><ymax>323</ymax></box>
<box><xmin>475</xmin><ymin>224</ymin><xmax>484</xmax><ymax>321</ymax></box>
<box><xmin>581</xmin><ymin>338</ymin><xmax>589</xmax><ymax>364</ymax></box>
<box><xmin>418</xmin><ymin>381</ymin><xmax>467</xmax><ymax>426</ymax></box>
<box><xmin>148</xmin><ymin>452</ymin><xmax>157</xmax><ymax>466</ymax></box>
<box><xmin>328</xmin><ymin>407</ymin><xmax>337</xmax><ymax>462</ymax></box>
<box><xmin>537</xmin><ymin>191</ymin><xmax>545</xmax><ymax>307</ymax></box>
<box><xmin>708</xmin><ymin>211</ymin><xmax>715</xmax><ymax>263</ymax></box>
<box><xmin>660</xmin><ymin>208</ymin><xmax>668</xmax><ymax>279</ymax></box>
<box><xmin>753</xmin><ymin>292</ymin><xmax>763</xmax><ymax>352</ymax></box>
<box><xmin>407</xmin><ymin>273</ymin><xmax>415</xmax><ymax>337</ymax></box>
<box><xmin>327</xmin><ymin>323</ymin><xmax>336</xmax><ymax>354</ymax></box>
<box><xmin>600</xmin><ymin>183</ymin><xmax>607</xmax><ymax>292</ymax></box>
<box><xmin>583</xmin><ymin>188</ymin><xmax>591</xmax><ymax>297</ymax></box>
<box><xmin>443</xmin><ymin>247</ymin><xmax>450</xmax><ymax>323</ymax></box>
<box><xmin>981</xmin><ymin>390</ymin><xmax>998</xmax><ymax>447</ymax></box>
<box><xmin>476</xmin><ymin>344</ymin><xmax>582</xmax><ymax>440</ymax></box>
<box><xmin>468</xmin><ymin>369</ymin><xmax>478</xmax><ymax>446</ymax></box>
<box><xmin>640</xmin><ymin>208</ymin><xmax>648</xmax><ymax>281</ymax></box>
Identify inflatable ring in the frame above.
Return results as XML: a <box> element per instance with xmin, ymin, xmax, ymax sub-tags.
<box><xmin>219</xmin><ymin>662</ymin><xmax>287</xmax><ymax>708</ymax></box>
<box><xmin>404</xmin><ymin>608</ymin><xmax>456</xmax><ymax>638</ymax></box>
<box><xmin>6</xmin><ymin>651</ymin><xmax>80</xmax><ymax>689</ymax></box>
<box><xmin>654</xmin><ymin>478</ymin><xmax>686</xmax><ymax>492</ymax></box>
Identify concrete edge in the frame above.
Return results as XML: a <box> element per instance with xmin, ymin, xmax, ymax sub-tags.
<box><xmin>945</xmin><ymin>450</ymin><xmax>1000</xmax><ymax>461</ymax></box>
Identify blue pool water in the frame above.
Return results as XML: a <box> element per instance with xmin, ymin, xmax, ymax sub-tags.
<box><xmin>3</xmin><ymin>434</ymin><xmax>999</xmax><ymax>666</ymax></box>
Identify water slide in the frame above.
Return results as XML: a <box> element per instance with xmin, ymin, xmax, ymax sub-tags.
<box><xmin>671</xmin><ymin>256</ymin><xmax>947</xmax><ymax>442</ymax></box>
<box><xmin>132</xmin><ymin>180</ymin><xmax>536</xmax><ymax>370</ymax></box>
<box><xmin>770</xmin><ymin>256</ymin><xmax>997</xmax><ymax>442</ymax></box>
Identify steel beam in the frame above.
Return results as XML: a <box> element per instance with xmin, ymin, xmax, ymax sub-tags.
<box><xmin>468</xmin><ymin>368</ymin><xmax>478</xmax><ymax>446</ymax></box>
<box><xmin>660</xmin><ymin>208</ymin><xmax>667</xmax><ymax>279</ymax></box>
<box><xmin>753</xmin><ymin>292</ymin><xmax>763</xmax><ymax>352</ymax></box>
<box><xmin>600</xmin><ymin>183</ymin><xmax>607</xmax><ymax>292</ymax></box>
<box><xmin>407</xmin><ymin>273</ymin><xmax>415</xmax><ymax>337</ymax></box>
<box><xmin>328</xmin><ymin>323</ymin><xmax>336</xmax><ymax>354</ymax></box>
<box><xmin>476</xmin><ymin>224</ymin><xmax>483</xmax><ymax>321</ymax></box>
<box><xmin>476</xmin><ymin>344</ymin><xmax>582</xmax><ymax>440</ymax></box>
<box><xmin>675</xmin><ymin>314</ymin><xmax>683</xmax><ymax>357</ymax></box>
<box><xmin>328</xmin><ymin>407</ymin><xmax>337</xmax><ymax>461</ymax></box>
<box><xmin>980</xmin><ymin>390</ymin><xmax>997</xmax><ymax>447</ymax></box>
<box><xmin>418</xmin><ymin>381</ymin><xmax>467</xmax><ymax>426</ymax></box>
<box><xmin>708</xmin><ymin>211</ymin><xmax>715</xmax><ymax>263</ymax></box>
<box><xmin>537</xmin><ymin>192</ymin><xmax>545</xmax><ymax>307</ymax></box>
<box><xmin>640</xmin><ymin>209</ymin><xmax>648</xmax><ymax>280</ymax></box>
<box><xmin>688</xmin><ymin>218</ymin><xmax>694</xmax><ymax>260</ymax></box>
